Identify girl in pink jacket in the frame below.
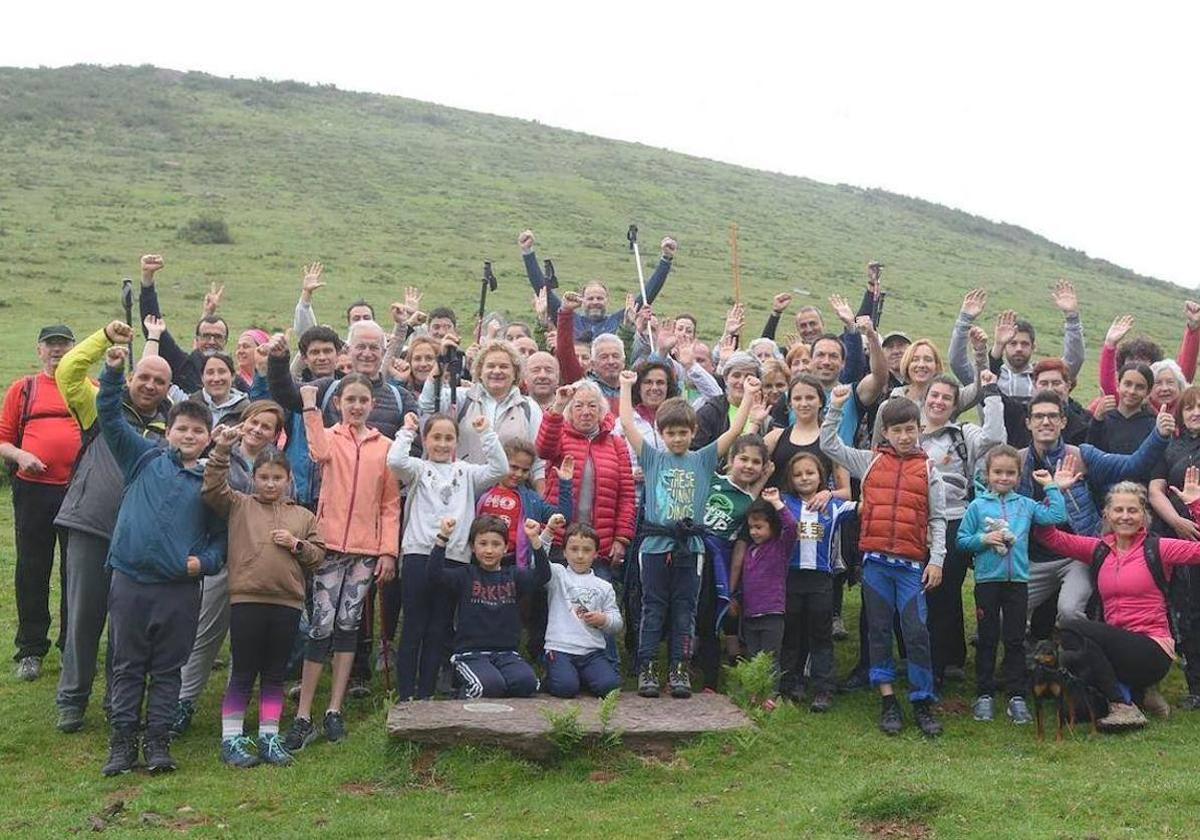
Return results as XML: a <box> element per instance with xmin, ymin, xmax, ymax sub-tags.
<box><xmin>284</xmin><ymin>374</ymin><xmax>400</xmax><ymax>751</ymax></box>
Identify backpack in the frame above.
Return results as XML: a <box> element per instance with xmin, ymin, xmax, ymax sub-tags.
<box><xmin>7</xmin><ymin>376</ymin><xmax>36</xmax><ymax>474</ymax></box>
<box><xmin>1088</xmin><ymin>534</ymin><xmax>1192</xmax><ymax>647</ymax></box>
<box><xmin>945</xmin><ymin>425</ymin><xmax>979</xmax><ymax>501</ymax></box>
<box><xmin>320</xmin><ymin>378</ymin><xmax>405</xmax><ymax>419</ymax></box>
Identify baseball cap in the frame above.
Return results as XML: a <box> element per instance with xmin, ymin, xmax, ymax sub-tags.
<box><xmin>38</xmin><ymin>325</ymin><xmax>75</xmax><ymax>342</ymax></box>
<box><xmin>881</xmin><ymin>331</ymin><xmax>911</xmax><ymax>347</ymax></box>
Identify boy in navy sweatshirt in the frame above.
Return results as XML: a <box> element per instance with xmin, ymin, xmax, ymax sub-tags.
<box><xmin>97</xmin><ymin>344</ymin><xmax>226</xmax><ymax>777</ymax></box>
<box><xmin>431</xmin><ymin>514</ymin><xmax>554</xmax><ymax>698</ymax></box>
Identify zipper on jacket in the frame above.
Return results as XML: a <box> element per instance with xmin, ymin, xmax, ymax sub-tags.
<box><xmin>999</xmin><ymin>495</ymin><xmax>1011</xmax><ymax>581</ymax></box>
<box><xmin>341</xmin><ymin>432</ymin><xmax>364</xmax><ymax>551</ymax></box>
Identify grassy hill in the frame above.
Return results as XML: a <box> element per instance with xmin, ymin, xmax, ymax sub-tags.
<box><xmin>0</xmin><ymin>64</ymin><xmax>1188</xmax><ymax>391</ymax></box>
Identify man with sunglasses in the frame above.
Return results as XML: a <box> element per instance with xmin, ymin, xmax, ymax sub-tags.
<box><xmin>52</xmin><ymin>320</ymin><xmax>173</xmax><ymax>733</ymax></box>
<box><xmin>137</xmin><ymin>254</ymin><xmax>230</xmax><ymax>393</ymax></box>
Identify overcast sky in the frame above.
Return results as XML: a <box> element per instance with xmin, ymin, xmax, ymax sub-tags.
<box><xmin>9</xmin><ymin>2</ymin><xmax>1197</xmax><ymax>286</ymax></box>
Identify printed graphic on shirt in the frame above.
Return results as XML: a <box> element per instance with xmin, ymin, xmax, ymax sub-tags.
<box><xmin>656</xmin><ymin>468</ymin><xmax>697</xmax><ymax>522</ymax></box>
<box><xmin>567</xmin><ymin>584</ymin><xmax>602</xmax><ymax>618</ymax></box>
<box><xmin>425</xmin><ymin>466</ymin><xmax>464</xmax><ymax>507</ymax></box>
<box><xmin>470</xmin><ymin>577</ymin><xmax>517</xmax><ymax>607</ymax></box>
<box><xmin>703</xmin><ymin>474</ymin><xmax>753</xmax><ymax>541</ymax></box>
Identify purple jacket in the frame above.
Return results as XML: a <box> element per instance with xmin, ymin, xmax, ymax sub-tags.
<box><xmin>741</xmin><ymin>506</ymin><xmax>798</xmax><ymax>617</ymax></box>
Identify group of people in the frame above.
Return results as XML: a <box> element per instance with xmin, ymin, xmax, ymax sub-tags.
<box><xmin>5</xmin><ymin>231</ymin><xmax>1200</xmax><ymax>777</ymax></box>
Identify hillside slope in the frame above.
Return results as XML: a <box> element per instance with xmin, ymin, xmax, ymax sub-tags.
<box><xmin>0</xmin><ymin>64</ymin><xmax>1185</xmax><ymax>389</ymax></box>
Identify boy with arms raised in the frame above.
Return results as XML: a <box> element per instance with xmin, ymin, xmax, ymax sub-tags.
<box><xmin>820</xmin><ymin>384</ymin><xmax>947</xmax><ymax>737</ymax></box>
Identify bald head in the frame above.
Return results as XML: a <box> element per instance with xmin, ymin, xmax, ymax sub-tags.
<box><xmin>524</xmin><ymin>351</ymin><xmax>560</xmax><ymax>403</ymax></box>
<box><xmin>129</xmin><ymin>355</ymin><xmax>172</xmax><ymax>413</ymax></box>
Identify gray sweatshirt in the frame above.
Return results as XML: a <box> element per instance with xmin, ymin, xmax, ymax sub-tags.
<box><xmin>819</xmin><ymin>403</ymin><xmax>948</xmax><ymax>568</ymax></box>
<box><xmin>948</xmin><ymin>311</ymin><xmax>1084</xmax><ymax>400</ymax></box>
<box><xmin>544</xmin><ymin>564</ymin><xmax>624</xmax><ymax>655</ymax></box>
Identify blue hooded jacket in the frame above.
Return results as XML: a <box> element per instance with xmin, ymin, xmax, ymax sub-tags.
<box><xmin>957</xmin><ymin>486</ymin><xmax>1067</xmax><ymax>582</ymax></box>
<box><xmin>99</xmin><ymin>365</ymin><xmax>226</xmax><ymax>584</ymax></box>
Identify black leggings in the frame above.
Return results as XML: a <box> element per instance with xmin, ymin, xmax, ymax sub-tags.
<box><xmin>229</xmin><ymin>603</ymin><xmax>300</xmax><ymax>702</ymax></box>
<box><xmin>1058</xmin><ymin>619</ymin><xmax>1173</xmax><ymax>704</ymax></box>
<box><xmin>926</xmin><ymin>518</ymin><xmax>968</xmax><ymax>678</ymax></box>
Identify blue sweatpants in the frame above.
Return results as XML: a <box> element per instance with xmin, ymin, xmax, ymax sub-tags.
<box><xmin>544</xmin><ymin>649</ymin><xmax>622</xmax><ymax>698</ymax></box>
<box><xmin>451</xmin><ymin>650</ymin><xmax>539</xmax><ymax>699</ymax></box>
<box><xmin>862</xmin><ymin>559</ymin><xmax>936</xmax><ymax>703</ymax></box>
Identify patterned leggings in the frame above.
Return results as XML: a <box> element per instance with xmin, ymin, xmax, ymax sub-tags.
<box><xmin>305</xmin><ymin>552</ymin><xmax>377</xmax><ymax>662</ymax></box>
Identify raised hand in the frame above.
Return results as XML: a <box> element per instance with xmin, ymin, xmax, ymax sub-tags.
<box><xmin>403</xmin><ymin>412</ymin><xmax>420</xmax><ymax>433</ymax></box>
<box><xmin>1051</xmin><ymin>279</ymin><xmax>1078</xmax><ymax>315</ymax></box>
<box><xmin>961</xmin><ymin>288</ymin><xmax>988</xmax><ymax>319</ymax></box>
<box><xmin>1092</xmin><ymin>394</ymin><xmax>1116</xmax><ymax>421</ymax></box>
<box><xmin>1105</xmin><ymin>314</ymin><xmax>1134</xmax><ymax>347</ymax></box>
<box><xmin>203</xmin><ymin>281</ymin><xmax>225</xmax><ymax>317</ymax></box>
<box><xmin>547</xmin><ymin>513</ymin><xmax>567</xmax><ymax>534</ymax></box>
<box><xmin>552</xmin><ymin>384</ymin><xmax>577</xmax><ymax>412</ymax></box>
<box><xmin>518</xmin><ymin>229</ymin><xmax>535</xmax><ymax>252</ymax></box>
<box><xmin>268</xmin><ymin>333</ymin><xmax>289</xmax><ymax>358</ymax></box>
<box><xmin>561</xmin><ymin>291</ymin><xmax>582</xmax><ymax>314</ymax></box>
<box><xmin>760</xmin><ymin>487</ymin><xmax>781</xmax><ymax>505</ymax></box>
<box><xmin>634</xmin><ymin>304</ymin><xmax>654</xmax><ymax>335</ymax></box>
<box><xmin>439</xmin><ymin>517</ymin><xmax>457</xmax><ymax>539</ymax></box>
<box><xmin>301</xmin><ymin>262</ymin><xmax>325</xmax><ymax>299</ymax></box>
<box><xmin>1032</xmin><ymin>469</ymin><xmax>1054</xmax><ymax>488</ymax></box>
<box><xmin>404</xmin><ymin>285</ymin><xmax>422</xmax><ymax>312</ymax></box>
<box><xmin>994</xmin><ymin>310</ymin><xmax>1018</xmax><ymax>349</ymax></box>
<box><xmin>1186</xmin><ymin>301</ymin><xmax>1200</xmax><ymax>332</ymax></box>
<box><xmin>660</xmin><ymin>236</ymin><xmax>677</xmax><ymax>259</ymax></box>
<box><xmin>1157</xmin><ymin>403</ymin><xmax>1177</xmax><ymax>438</ymax></box>
<box><xmin>471</xmin><ymin>415</ymin><xmax>490</xmax><ymax>433</ymax></box>
<box><xmin>105</xmin><ymin>344</ymin><xmax>128</xmax><ymax>369</ymax></box>
<box><xmin>618</xmin><ymin>370</ymin><xmax>638</xmax><ymax>388</ymax></box>
<box><xmin>406</xmin><ymin>310</ymin><xmax>428</xmax><ymax>328</ymax></box>
<box><xmin>675</xmin><ymin>338</ymin><xmax>696</xmax><ymax>367</ymax></box>
<box><xmin>772</xmin><ymin>292</ymin><xmax>793</xmax><ymax>314</ymax></box>
<box><xmin>534</xmin><ymin>287</ymin><xmax>550</xmax><ymax>323</ymax></box>
<box><xmin>1054</xmin><ymin>450</ymin><xmax>1083</xmax><ymax>489</ymax></box>
<box><xmin>558</xmin><ymin>454</ymin><xmax>575</xmax><ymax>482</ymax></box>
<box><xmin>830</xmin><ymin>383</ymin><xmax>852</xmax><ymax>408</ymax></box>
<box><xmin>1169</xmin><ymin>465</ymin><xmax>1200</xmax><ymax>506</ymax></box>
<box><xmin>105</xmin><ymin>320</ymin><xmax>134</xmax><ymax>345</ymax></box>
<box><xmin>979</xmin><ymin>369</ymin><xmax>998</xmax><ymax>387</ymax></box>
<box><xmin>743</xmin><ymin>376</ymin><xmax>762</xmax><ymax>397</ymax></box>
<box><xmin>969</xmin><ymin>325</ymin><xmax>990</xmax><ymax>354</ymax></box>
<box><xmin>656</xmin><ymin>318</ymin><xmax>679</xmax><ymax>354</ymax></box>
<box><xmin>140</xmin><ymin>254</ymin><xmax>164</xmax><ymax>283</ymax></box>
<box><xmin>390</xmin><ymin>302</ymin><xmax>412</xmax><ymax>326</ymax></box>
<box><xmin>854</xmin><ymin>315</ymin><xmax>875</xmax><ymax>336</ymax></box>
<box><xmin>523</xmin><ymin>518</ymin><xmax>544</xmax><ymax>543</ymax></box>
<box><xmin>724</xmin><ymin>303</ymin><xmax>746</xmax><ymax>336</ymax></box>
<box><xmin>212</xmin><ymin>423</ymin><xmax>243</xmax><ymax>450</ymax></box>
<box><xmin>254</xmin><ymin>343</ymin><xmax>270</xmax><ymax>375</ymax></box>
<box><xmin>829</xmin><ymin>294</ymin><xmax>855</xmax><ymax>327</ymax></box>
<box><xmin>299</xmin><ymin>384</ymin><xmax>319</xmax><ymax>409</ymax></box>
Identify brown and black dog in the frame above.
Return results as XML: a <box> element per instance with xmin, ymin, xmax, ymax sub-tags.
<box><xmin>1030</xmin><ymin>639</ymin><xmax>1097</xmax><ymax>741</ymax></box>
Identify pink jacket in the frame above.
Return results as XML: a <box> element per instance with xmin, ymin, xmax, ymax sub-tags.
<box><xmin>304</xmin><ymin>410</ymin><xmax>401</xmax><ymax>558</ymax></box>
<box><xmin>1034</xmin><ymin>518</ymin><xmax>1200</xmax><ymax>656</ymax></box>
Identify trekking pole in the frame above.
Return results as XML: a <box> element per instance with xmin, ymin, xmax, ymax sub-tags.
<box><xmin>729</xmin><ymin>224</ymin><xmax>742</xmax><ymax>350</ymax></box>
<box><xmin>626</xmin><ymin>225</ymin><xmax>655</xmax><ymax>354</ymax></box>
<box><xmin>543</xmin><ymin>258</ymin><xmax>558</xmax><ymax>290</ymax></box>
<box><xmin>121</xmin><ymin>277</ymin><xmax>135</xmax><ymax>358</ymax></box>
<box><xmin>476</xmin><ymin>261</ymin><xmax>498</xmax><ymax>344</ymax></box>
<box><xmin>378</xmin><ymin>584</ymin><xmax>393</xmax><ymax>696</ymax></box>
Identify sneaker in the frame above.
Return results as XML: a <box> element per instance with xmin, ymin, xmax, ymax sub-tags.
<box><xmin>323</xmin><ymin>710</ymin><xmax>348</xmax><ymax>743</ymax></box>
<box><xmin>347</xmin><ymin>677</ymin><xmax>371</xmax><ymax>700</ymax></box>
<box><xmin>831</xmin><ymin>614</ymin><xmax>849</xmax><ymax>641</ymax></box>
<box><xmin>221</xmin><ymin>735</ymin><xmax>261</xmax><ymax>769</ymax></box>
<box><xmin>282</xmin><ymin>717</ymin><xmax>319</xmax><ymax>753</ymax></box>
<box><xmin>1142</xmin><ymin>686</ymin><xmax>1171</xmax><ymax>719</ymax></box>
<box><xmin>143</xmin><ymin>734</ymin><xmax>178</xmax><ymax>773</ymax></box>
<box><xmin>637</xmin><ymin>663</ymin><xmax>660</xmax><ymax>698</ymax></box>
<box><xmin>810</xmin><ymin>691</ymin><xmax>834</xmax><ymax>713</ymax></box>
<box><xmin>1097</xmin><ymin>702</ymin><xmax>1147</xmax><ymax>732</ymax></box>
<box><xmin>668</xmin><ymin>663</ymin><xmax>692</xmax><ymax>699</ymax></box>
<box><xmin>1178</xmin><ymin>694</ymin><xmax>1200</xmax><ymax>711</ymax></box>
<box><xmin>972</xmin><ymin>695</ymin><xmax>995</xmax><ymax>722</ymax></box>
<box><xmin>168</xmin><ymin>699</ymin><xmax>196</xmax><ymax>738</ymax></box>
<box><xmin>913</xmin><ymin>700</ymin><xmax>943</xmax><ymax>737</ymax></box>
<box><xmin>57</xmin><ymin>705</ymin><xmax>86</xmax><ymax>734</ymax></box>
<box><xmin>286</xmin><ymin>682</ymin><xmax>302</xmax><ymax>702</ymax></box>
<box><xmin>879</xmin><ymin>696</ymin><xmax>903</xmax><ymax>735</ymax></box>
<box><xmin>15</xmin><ymin>655</ymin><xmax>41</xmax><ymax>682</ymax></box>
<box><xmin>101</xmin><ymin>729</ymin><xmax>139</xmax><ymax>776</ymax></box>
<box><xmin>258</xmin><ymin>733</ymin><xmax>294</xmax><ymax>767</ymax></box>
<box><xmin>839</xmin><ymin>667</ymin><xmax>870</xmax><ymax>693</ymax></box>
<box><xmin>1007</xmin><ymin>695</ymin><xmax>1033</xmax><ymax>725</ymax></box>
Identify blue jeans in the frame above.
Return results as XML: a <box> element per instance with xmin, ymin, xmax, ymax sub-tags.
<box><xmin>593</xmin><ymin>563</ymin><xmax>621</xmax><ymax>669</ymax></box>
<box><xmin>862</xmin><ymin>559</ymin><xmax>936</xmax><ymax>703</ymax></box>
<box><xmin>544</xmin><ymin>649</ymin><xmax>622</xmax><ymax>698</ymax></box>
<box><xmin>637</xmin><ymin>551</ymin><xmax>702</xmax><ymax>668</ymax></box>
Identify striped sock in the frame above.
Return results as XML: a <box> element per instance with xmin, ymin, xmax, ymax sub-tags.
<box><xmin>222</xmin><ymin>685</ymin><xmax>251</xmax><ymax>739</ymax></box>
<box><xmin>259</xmin><ymin>684</ymin><xmax>284</xmax><ymax>737</ymax></box>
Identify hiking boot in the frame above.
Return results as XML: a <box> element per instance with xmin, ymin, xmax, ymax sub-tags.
<box><xmin>1007</xmin><ymin>695</ymin><xmax>1033</xmax><ymax>725</ymax></box>
<box><xmin>879</xmin><ymin>696</ymin><xmax>903</xmax><ymax>735</ymax></box>
<box><xmin>973</xmin><ymin>695</ymin><xmax>995</xmax><ymax>722</ymax></box>
<box><xmin>839</xmin><ymin>667</ymin><xmax>870</xmax><ymax>693</ymax></box>
<box><xmin>282</xmin><ymin>717</ymin><xmax>319</xmax><ymax>753</ymax></box>
<box><xmin>168</xmin><ymin>699</ymin><xmax>196</xmax><ymax>738</ymax></box>
<box><xmin>15</xmin><ymin>655</ymin><xmax>41</xmax><ymax>682</ymax></box>
<box><xmin>1097</xmin><ymin>702</ymin><xmax>1147</xmax><ymax>732</ymax></box>
<box><xmin>831</xmin><ymin>614</ymin><xmax>848</xmax><ymax>641</ymax></box>
<box><xmin>323</xmin><ymin>710</ymin><xmax>348</xmax><ymax>743</ymax></box>
<box><xmin>57</xmin><ymin>705</ymin><xmax>86</xmax><ymax>734</ymax></box>
<box><xmin>637</xmin><ymin>663</ymin><xmax>660</xmax><ymax>698</ymax></box>
<box><xmin>258</xmin><ymin>733</ymin><xmax>294</xmax><ymax>767</ymax></box>
<box><xmin>143</xmin><ymin>734</ymin><xmax>178</xmax><ymax>773</ymax></box>
<box><xmin>668</xmin><ymin>663</ymin><xmax>692</xmax><ymax>699</ymax></box>
<box><xmin>810</xmin><ymin>691</ymin><xmax>834</xmax><ymax>713</ymax></box>
<box><xmin>1178</xmin><ymin>694</ymin><xmax>1200</xmax><ymax>711</ymax></box>
<box><xmin>221</xmin><ymin>735</ymin><xmax>261</xmax><ymax>769</ymax></box>
<box><xmin>913</xmin><ymin>700</ymin><xmax>943</xmax><ymax>737</ymax></box>
<box><xmin>1142</xmin><ymin>686</ymin><xmax>1171</xmax><ymax>719</ymax></box>
<box><xmin>101</xmin><ymin>729</ymin><xmax>139</xmax><ymax>776</ymax></box>
<box><xmin>286</xmin><ymin>682</ymin><xmax>302</xmax><ymax>702</ymax></box>
<box><xmin>347</xmin><ymin>677</ymin><xmax>371</xmax><ymax>700</ymax></box>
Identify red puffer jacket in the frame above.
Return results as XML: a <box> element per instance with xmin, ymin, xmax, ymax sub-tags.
<box><xmin>536</xmin><ymin>410</ymin><xmax>635</xmax><ymax>558</ymax></box>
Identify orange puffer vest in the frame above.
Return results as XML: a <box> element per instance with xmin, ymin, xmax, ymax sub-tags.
<box><xmin>858</xmin><ymin>449</ymin><xmax>931</xmax><ymax>563</ymax></box>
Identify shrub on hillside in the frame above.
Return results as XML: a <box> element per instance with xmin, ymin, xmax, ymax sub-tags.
<box><xmin>178</xmin><ymin>215</ymin><xmax>233</xmax><ymax>245</ymax></box>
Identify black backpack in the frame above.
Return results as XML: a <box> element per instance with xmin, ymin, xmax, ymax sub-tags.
<box><xmin>1088</xmin><ymin>534</ymin><xmax>1192</xmax><ymax>646</ymax></box>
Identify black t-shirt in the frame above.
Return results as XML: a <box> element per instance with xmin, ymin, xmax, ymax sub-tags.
<box><xmin>1150</xmin><ymin>432</ymin><xmax>1200</xmax><ymax>534</ymax></box>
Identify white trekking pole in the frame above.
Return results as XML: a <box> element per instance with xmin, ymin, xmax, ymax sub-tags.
<box><xmin>627</xmin><ymin>224</ymin><xmax>655</xmax><ymax>354</ymax></box>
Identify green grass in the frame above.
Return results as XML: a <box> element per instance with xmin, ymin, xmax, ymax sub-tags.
<box><xmin>2</xmin><ymin>64</ymin><xmax>1199</xmax><ymax>837</ymax></box>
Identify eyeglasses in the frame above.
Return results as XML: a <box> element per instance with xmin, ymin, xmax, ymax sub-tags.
<box><xmin>1029</xmin><ymin>412</ymin><xmax>1062</xmax><ymax>423</ymax></box>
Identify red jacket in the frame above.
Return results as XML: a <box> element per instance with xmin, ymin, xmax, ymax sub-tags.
<box><xmin>536</xmin><ymin>410</ymin><xmax>635</xmax><ymax>557</ymax></box>
<box><xmin>858</xmin><ymin>449</ymin><xmax>931</xmax><ymax>563</ymax></box>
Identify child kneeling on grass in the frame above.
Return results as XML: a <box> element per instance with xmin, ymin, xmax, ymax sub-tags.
<box><xmin>544</xmin><ymin>523</ymin><xmax>624</xmax><ymax>698</ymax></box>
<box><xmin>956</xmin><ymin>444</ymin><xmax>1072</xmax><ymax>725</ymax></box>
<box><xmin>820</xmin><ymin>385</ymin><xmax>947</xmax><ymax>738</ymax></box>
<box><xmin>202</xmin><ymin>424</ymin><xmax>325</xmax><ymax>768</ymax></box>
<box><xmin>434</xmin><ymin>515</ymin><xmax>553</xmax><ymax>698</ymax></box>
<box><xmin>98</xmin><ymin>343</ymin><xmax>226</xmax><ymax>777</ymax></box>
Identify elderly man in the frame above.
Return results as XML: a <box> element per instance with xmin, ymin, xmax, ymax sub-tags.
<box><xmin>523</xmin><ymin>351</ymin><xmax>560</xmax><ymax>411</ymax></box>
<box><xmin>52</xmin><ymin>321</ymin><xmax>172</xmax><ymax>731</ymax></box>
<box><xmin>137</xmin><ymin>254</ymin><xmax>228</xmax><ymax>393</ymax></box>
<box><xmin>0</xmin><ymin>326</ymin><xmax>82</xmax><ymax>682</ymax></box>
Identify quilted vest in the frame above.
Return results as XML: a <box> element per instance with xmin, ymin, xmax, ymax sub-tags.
<box><xmin>858</xmin><ymin>449</ymin><xmax>931</xmax><ymax>563</ymax></box>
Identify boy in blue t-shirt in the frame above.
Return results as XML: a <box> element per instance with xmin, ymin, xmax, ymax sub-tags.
<box><xmin>618</xmin><ymin>369</ymin><xmax>762</xmax><ymax>699</ymax></box>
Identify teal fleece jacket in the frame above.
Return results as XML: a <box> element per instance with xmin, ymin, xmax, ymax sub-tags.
<box><xmin>957</xmin><ymin>485</ymin><xmax>1067</xmax><ymax>583</ymax></box>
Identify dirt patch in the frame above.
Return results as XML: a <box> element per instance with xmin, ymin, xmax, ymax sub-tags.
<box><xmin>935</xmin><ymin>698</ymin><xmax>970</xmax><ymax>716</ymax></box>
<box><xmin>408</xmin><ymin>747</ymin><xmax>449</xmax><ymax>791</ymax></box>
<box><xmin>859</xmin><ymin>819</ymin><xmax>933</xmax><ymax>839</ymax></box>
<box><xmin>340</xmin><ymin>782</ymin><xmax>386</xmax><ymax>797</ymax></box>
<box><xmin>588</xmin><ymin>771</ymin><xmax>617</xmax><ymax>784</ymax></box>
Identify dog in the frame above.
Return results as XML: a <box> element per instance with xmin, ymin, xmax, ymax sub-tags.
<box><xmin>1029</xmin><ymin>639</ymin><xmax>1097</xmax><ymax>741</ymax></box>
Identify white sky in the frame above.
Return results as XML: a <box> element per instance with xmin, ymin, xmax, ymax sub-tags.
<box><xmin>8</xmin><ymin>1</ymin><xmax>1198</xmax><ymax>286</ymax></box>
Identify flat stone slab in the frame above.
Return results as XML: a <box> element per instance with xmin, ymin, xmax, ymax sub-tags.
<box><xmin>387</xmin><ymin>693</ymin><xmax>752</xmax><ymax>761</ymax></box>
